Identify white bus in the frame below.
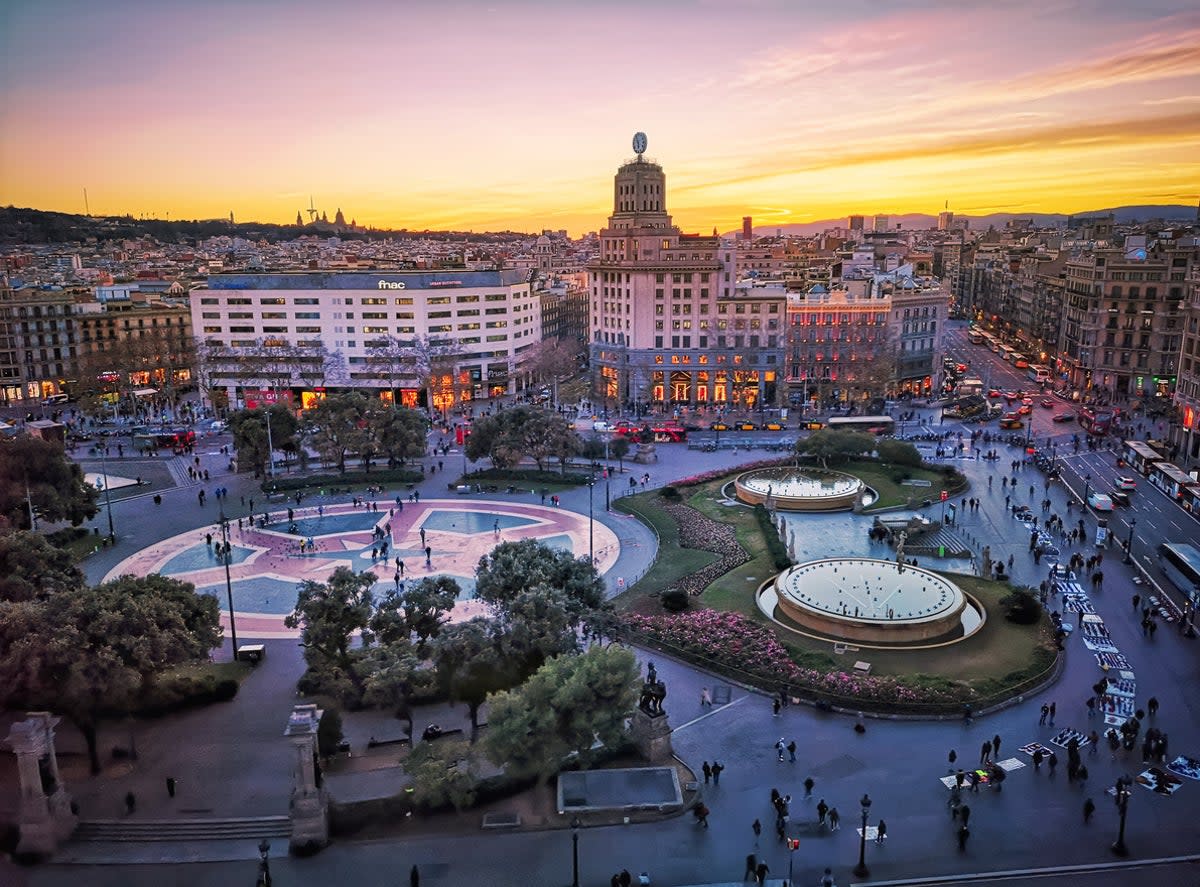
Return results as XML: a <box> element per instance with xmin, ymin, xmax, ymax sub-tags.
<box><xmin>1026</xmin><ymin>365</ymin><xmax>1051</xmax><ymax>384</ymax></box>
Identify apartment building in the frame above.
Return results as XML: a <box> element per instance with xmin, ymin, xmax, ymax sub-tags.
<box><xmin>0</xmin><ymin>284</ymin><xmax>82</xmax><ymax>406</ymax></box>
<box><xmin>1172</xmin><ymin>270</ymin><xmax>1200</xmax><ymax>468</ymax></box>
<box><xmin>191</xmin><ymin>270</ymin><xmax>538</xmax><ymax>411</ymax></box>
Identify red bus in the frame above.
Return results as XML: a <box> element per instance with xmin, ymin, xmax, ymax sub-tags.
<box><xmin>615</xmin><ymin>424</ymin><xmax>687</xmax><ymax>443</ymax></box>
<box><xmin>1078</xmin><ymin>408</ymin><xmax>1112</xmax><ymax>436</ymax></box>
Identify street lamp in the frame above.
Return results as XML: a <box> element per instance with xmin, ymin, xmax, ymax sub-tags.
<box><xmin>256</xmin><ymin>839</ymin><xmax>272</xmax><ymax>886</ymax></box>
<box><xmin>1082</xmin><ymin>473</ymin><xmax>1092</xmax><ymax>505</ymax></box>
<box><xmin>588</xmin><ymin>475</ymin><xmax>595</xmax><ymax>566</ymax></box>
<box><xmin>219</xmin><ymin>504</ymin><xmax>239</xmax><ymax>660</ymax></box>
<box><xmin>854</xmin><ymin>793</ymin><xmax>872</xmax><ymax>878</ymax></box>
<box><xmin>1123</xmin><ymin>517</ymin><xmax>1137</xmax><ymax>565</ymax></box>
<box><xmin>264</xmin><ymin>408</ymin><xmax>276</xmax><ymax>479</ymax></box>
<box><xmin>1111</xmin><ymin>778</ymin><xmax>1131</xmax><ymax>857</ymax></box>
<box><xmin>570</xmin><ymin>816</ymin><xmax>581</xmax><ymax>887</ymax></box>
<box><xmin>99</xmin><ymin>443</ymin><xmax>116</xmax><ymax>544</ymax></box>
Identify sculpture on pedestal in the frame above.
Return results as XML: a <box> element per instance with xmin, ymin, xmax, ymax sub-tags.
<box><xmin>5</xmin><ymin>712</ymin><xmax>77</xmax><ymax>860</ymax></box>
<box><xmin>284</xmin><ymin>704</ymin><xmax>329</xmax><ymax>853</ymax></box>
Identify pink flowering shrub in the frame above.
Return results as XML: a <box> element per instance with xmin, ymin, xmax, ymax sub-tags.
<box><xmin>672</xmin><ymin>457</ymin><xmax>793</xmax><ymax>489</ymax></box>
<box><xmin>624</xmin><ymin>610</ymin><xmax>960</xmax><ymax>705</ymax></box>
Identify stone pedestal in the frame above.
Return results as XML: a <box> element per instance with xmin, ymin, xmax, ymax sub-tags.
<box><xmin>633</xmin><ymin>443</ymin><xmax>658</xmax><ymax>464</ymax></box>
<box><xmin>629</xmin><ymin>709</ymin><xmax>673</xmax><ymax>763</ymax></box>
<box><xmin>285</xmin><ymin>704</ymin><xmax>329</xmax><ymax>853</ymax></box>
<box><xmin>5</xmin><ymin>712</ymin><xmax>77</xmax><ymax>860</ymax></box>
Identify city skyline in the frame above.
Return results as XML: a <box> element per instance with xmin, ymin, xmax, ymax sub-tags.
<box><xmin>2</xmin><ymin>0</ymin><xmax>1199</xmax><ymax>235</ymax></box>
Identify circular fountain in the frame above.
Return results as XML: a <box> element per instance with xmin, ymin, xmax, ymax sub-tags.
<box><xmin>734</xmin><ymin>465</ymin><xmax>867</xmax><ymax>512</ymax></box>
<box><xmin>765</xmin><ymin>557</ymin><xmax>981</xmax><ymax>645</ymax></box>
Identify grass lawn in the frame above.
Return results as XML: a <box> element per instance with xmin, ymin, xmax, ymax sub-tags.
<box><xmin>844</xmin><ymin>460</ymin><xmax>964</xmax><ymax>511</ymax></box>
<box><xmin>613</xmin><ymin>493</ymin><xmax>718</xmax><ymax>612</ymax></box>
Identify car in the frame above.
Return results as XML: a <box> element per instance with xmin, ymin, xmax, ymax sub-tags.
<box><xmin>592</xmin><ymin>421</ymin><xmax>616</xmax><ymax>432</ymax></box>
<box><xmin>736</xmin><ymin>422</ymin><xmax>758</xmax><ymax>431</ymax></box>
<box><xmin>1087</xmin><ymin>492</ymin><xmax>1114</xmax><ymax>512</ymax></box>
<box><xmin>988</xmin><ymin>388</ymin><xmax>1003</xmax><ymax>398</ymax></box>
<box><xmin>1115</xmin><ymin>476</ymin><xmax>1137</xmax><ymax>490</ymax></box>
<box><xmin>1005</xmin><ymin>391</ymin><xmax>1020</xmax><ymax>402</ymax></box>
<box><xmin>1052</xmin><ymin>412</ymin><xmax>1075</xmax><ymax>423</ymax></box>
<box><xmin>999</xmin><ymin>417</ymin><xmax>1024</xmax><ymax>429</ymax></box>
<box><xmin>710</xmin><ymin>422</ymin><xmax>731</xmax><ymax>431</ymax></box>
<box><xmin>1109</xmin><ymin>489</ymin><xmax>1131</xmax><ymax>507</ymax></box>
<box><xmin>1039</xmin><ymin>398</ymin><xmax>1054</xmax><ymax>408</ymax></box>
<box><xmin>764</xmin><ymin>422</ymin><xmax>785</xmax><ymax>431</ymax></box>
<box><xmin>1022</xmin><ymin>396</ymin><xmax>1034</xmax><ymax>406</ymax></box>
<box><xmin>1017</xmin><ymin>404</ymin><xmax>1032</xmax><ymax>415</ymax></box>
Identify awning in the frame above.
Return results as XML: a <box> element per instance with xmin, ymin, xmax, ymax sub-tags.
<box><xmin>132</xmin><ymin>388</ymin><xmax>158</xmax><ymax>398</ymax></box>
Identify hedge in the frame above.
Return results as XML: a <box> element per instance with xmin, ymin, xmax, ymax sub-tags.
<box><xmin>262</xmin><ymin>467</ymin><xmax>423</xmax><ymax>493</ymax></box>
<box><xmin>463</xmin><ymin>467</ymin><xmax>593</xmax><ymax>486</ymax></box>
<box><xmin>754</xmin><ymin>504</ymin><xmax>792</xmax><ymax>570</ymax></box>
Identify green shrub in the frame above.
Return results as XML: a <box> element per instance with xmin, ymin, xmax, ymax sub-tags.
<box><xmin>1000</xmin><ymin>589</ymin><xmax>1043</xmax><ymax>625</ymax></box>
<box><xmin>659</xmin><ymin>485</ymin><xmax>682</xmax><ymax>501</ymax></box>
<box><xmin>876</xmin><ymin>438</ymin><xmax>923</xmax><ymax>468</ymax></box>
<box><xmin>45</xmin><ymin>526</ymin><xmax>90</xmax><ymax>548</ymax></box>
<box><xmin>753</xmin><ymin>505</ymin><xmax>792</xmax><ymax>570</ymax></box>
<box><xmin>660</xmin><ymin>588</ymin><xmax>690</xmax><ymax>612</ymax></box>
<box><xmin>318</xmin><ymin>708</ymin><xmax>344</xmax><ymax>757</ymax></box>
<box><xmin>463</xmin><ymin>467</ymin><xmax>592</xmax><ymax>486</ymax></box>
<box><xmin>262</xmin><ymin>467</ymin><xmax>423</xmax><ymax>493</ymax></box>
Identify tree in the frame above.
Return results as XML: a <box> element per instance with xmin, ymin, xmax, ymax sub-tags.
<box><xmin>406</xmin><ymin>739</ymin><xmax>479</xmax><ymax>813</ymax></box>
<box><xmin>0</xmin><ymin>529</ymin><xmax>85</xmax><ymax>602</ymax></box>
<box><xmin>609</xmin><ymin>436</ymin><xmax>631</xmax><ymax>472</ymax></box>
<box><xmin>306</xmin><ymin>393</ymin><xmax>371</xmax><ymax>473</ymax></box>
<box><xmin>483</xmin><ymin>646</ymin><xmax>638</xmax><ymax>790</ymax></box>
<box><xmin>0</xmin><ymin>435</ymin><xmax>98</xmax><ymax>530</ymax></box>
<box><xmin>371</xmin><ymin>576</ymin><xmax>460</xmax><ymax>646</ymax></box>
<box><xmin>519</xmin><ymin>339</ymin><xmax>583</xmax><ymax>406</ymax></box>
<box><xmin>0</xmin><ymin>574</ymin><xmax>220</xmax><ymax>772</ymax></box>
<box><xmin>286</xmin><ymin>567</ymin><xmax>376</xmax><ymax>684</ymax></box>
<box><xmin>369</xmin><ymin>405</ymin><xmax>429</xmax><ymax>467</ymax></box>
<box><xmin>876</xmin><ymin>438</ymin><xmax>923</xmax><ymax>468</ymax></box>
<box><xmin>432</xmin><ymin>618</ymin><xmax>518</xmax><ymax>735</ymax></box>
<box><xmin>476</xmin><ymin>539</ymin><xmax>604</xmax><ymax>619</ymax></box>
<box><xmin>464</xmin><ymin>407</ymin><xmax>580</xmax><ymax>471</ymax></box>
<box><xmin>794</xmin><ymin>429</ymin><xmax>875</xmax><ymax>468</ymax></box>
<box><xmin>228</xmin><ymin>404</ymin><xmax>299</xmax><ymax>476</ymax></box>
<box><xmin>359</xmin><ymin>644</ymin><xmax>434</xmax><ymax>737</ymax></box>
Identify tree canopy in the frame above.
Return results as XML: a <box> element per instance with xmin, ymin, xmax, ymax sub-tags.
<box><xmin>464</xmin><ymin>406</ymin><xmax>580</xmax><ymax>471</ymax></box>
<box><xmin>0</xmin><ymin>529</ymin><xmax>85</xmax><ymax>602</ymax></box>
<box><xmin>286</xmin><ymin>566</ymin><xmax>376</xmax><ymax>678</ymax></box>
<box><xmin>475</xmin><ymin>539</ymin><xmax>604</xmax><ymax>617</ymax></box>
<box><xmin>228</xmin><ymin>404</ymin><xmax>299</xmax><ymax>475</ymax></box>
<box><xmin>0</xmin><ymin>435</ymin><xmax>99</xmax><ymax>529</ymax></box>
<box><xmin>0</xmin><ymin>574</ymin><xmax>221</xmax><ymax>772</ymax></box>
<box><xmin>370</xmin><ymin>575</ymin><xmax>460</xmax><ymax>647</ymax></box>
<box><xmin>483</xmin><ymin>645</ymin><xmax>638</xmax><ymax>786</ymax></box>
<box><xmin>794</xmin><ymin>428</ymin><xmax>876</xmax><ymax>467</ymax></box>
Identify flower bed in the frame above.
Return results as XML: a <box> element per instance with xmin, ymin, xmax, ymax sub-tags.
<box><xmin>671</xmin><ymin>457</ymin><xmax>793</xmax><ymax>489</ymax></box>
<box><xmin>624</xmin><ymin>610</ymin><xmax>964</xmax><ymax>706</ymax></box>
<box><xmin>658</xmin><ymin>500</ymin><xmax>749</xmax><ymax>596</ymax></box>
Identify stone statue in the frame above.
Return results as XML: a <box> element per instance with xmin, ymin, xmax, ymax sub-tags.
<box><xmin>639</xmin><ymin>679</ymin><xmax>667</xmax><ymax>716</ymax></box>
<box><xmin>646</xmin><ymin>660</ymin><xmax>657</xmax><ymax>686</ymax></box>
<box><xmin>981</xmin><ymin>545</ymin><xmax>993</xmax><ymax>580</ymax></box>
<box><xmin>895</xmin><ymin>531</ymin><xmax>908</xmax><ymax>572</ymax></box>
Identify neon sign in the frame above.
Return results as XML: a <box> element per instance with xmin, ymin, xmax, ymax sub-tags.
<box><xmin>377</xmin><ymin>281</ymin><xmax>407</xmax><ymax>290</ymax></box>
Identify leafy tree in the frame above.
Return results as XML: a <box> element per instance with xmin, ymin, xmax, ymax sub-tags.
<box><xmin>371</xmin><ymin>576</ymin><xmax>460</xmax><ymax>646</ymax></box>
<box><xmin>306</xmin><ymin>393</ymin><xmax>371</xmax><ymax>472</ymax></box>
<box><xmin>483</xmin><ymin>646</ymin><xmax>638</xmax><ymax>789</ymax></box>
<box><xmin>609</xmin><ymin>436</ymin><xmax>631</xmax><ymax>472</ymax></box>
<box><xmin>0</xmin><ymin>436</ymin><xmax>99</xmax><ymax>530</ymax></box>
<box><xmin>406</xmin><ymin>739</ymin><xmax>479</xmax><ymax>812</ymax></box>
<box><xmin>0</xmin><ymin>574</ymin><xmax>220</xmax><ymax>772</ymax></box>
<box><xmin>475</xmin><ymin>539</ymin><xmax>604</xmax><ymax>618</ymax></box>
<box><xmin>794</xmin><ymin>429</ymin><xmax>875</xmax><ymax>468</ymax></box>
<box><xmin>519</xmin><ymin>339</ymin><xmax>583</xmax><ymax>406</ymax></box>
<box><xmin>0</xmin><ymin>529</ymin><xmax>85</xmax><ymax>602</ymax></box>
<box><xmin>876</xmin><ymin>438</ymin><xmax>923</xmax><ymax>468</ymax></box>
<box><xmin>317</xmin><ymin>708</ymin><xmax>344</xmax><ymax>758</ymax></box>
<box><xmin>369</xmin><ymin>405</ymin><xmax>429</xmax><ymax>467</ymax></box>
<box><xmin>433</xmin><ymin>618</ymin><xmax>522</xmax><ymax>735</ymax></box>
<box><xmin>360</xmin><ymin>644</ymin><xmax>435</xmax><ymax>736</ymax></box>
<box><xmin>228</xmin><ymin>405</ymin><xmax>299</xmax><ymax>476</ymax></box>
<box><xmin>286</xmin><ymin>566</ymin><xmax>376</xmax><ymax>683</ymax></box>
<box><xmin>464</xmin><ymin>406</ymin><xmax>579</xmax><ymax>471</ymax></box>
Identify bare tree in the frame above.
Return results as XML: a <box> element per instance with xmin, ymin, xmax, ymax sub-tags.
<box><xmin>520</xmin><ymin>339</ymin><xmax>582</xmax><ymax>405</ymax></box>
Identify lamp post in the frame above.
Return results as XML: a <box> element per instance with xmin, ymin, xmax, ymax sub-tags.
<box><xmin>1111</xmin><ymin>778</ymin><xmax>1131</xmax><ymax>857</ymax></box>
<box><xmin>854</xmin><ymin>793</ymin><xmax>872</xmax><ymax>878</ymax></box>
<box><xmin>1123</xmin><ymin>517</ymin><xmax>1137</xmax><ymax>565</ymax></box>
<box><xmin>219</xmin><ymin>505</ymin><xmax>239</xmax><ymax>660</ymax></box>
<box><xmin>256</xmin><ymin>839</ymin><xmax>272</xmax><ymax>886</ymax></box>
<box><xmin>264</xmin><ymin>408</ymin><xmax>276</xmax><ymax>479</ymax></box>
<box><xmin>99</xmin><ymin>444</ymin><xmax>116</xmax><ymax>543</ymax></box>
<box><xmin>588</xmin><ymin>475</ymin><xmax>595</xmax><ymax>566</ymax></box>
<box><xmin>570</xmin><ymin>816</ymin><xmax>581</xmax><ymax>887</ymax></box>
<box><xmin>1082</xmin><ymin>473</ymin><xmax>1091</xmax><ymax>505</ymax></box>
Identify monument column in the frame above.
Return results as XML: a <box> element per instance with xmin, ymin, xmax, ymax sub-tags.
<box><xmin>284</xmin><ymin>704</ymin><xmax>329</xmax><ymax>853</ymax></box>
<box><xmin>5</xmin><ymin>712</ymin><xmax>77</xmax><ymax>859</ymax></box>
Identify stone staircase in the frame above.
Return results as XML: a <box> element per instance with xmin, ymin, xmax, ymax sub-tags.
<box><xmin>165</xmin><ymin>455</ymin><xmax>194</xmax><ymax>487</ymax></box>
<box><xmin>73</xmin><ymin>815</ymin><xmax>290</xmax><ymax>843</ymax></box>
<box><xmin>906</xmin><ymin>526</ymin><xmax>970</xmax><ymax>558</ymax></box>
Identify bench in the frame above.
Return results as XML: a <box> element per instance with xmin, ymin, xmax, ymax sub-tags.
<box><xmin>853</xmin><ymin>661</ymin><xmax>872</xmax><ymax>676</ymax></box>
<box><xmin>366</xmin><ymin>736</ymin><xmax>411</xmax><ymax>749</ymax></box>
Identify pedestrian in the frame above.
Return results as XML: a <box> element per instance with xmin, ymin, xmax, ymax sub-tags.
<box><xmin>772</xmin><ymin>698</ymin><xmax>781</xmax><ymax>717</ymax></box>
<box><xmin>166</xmin><ymin>777</ymin><xmax>176</xmax><ymax>798</ymax></box>
<box><xmin>980</xmin><ymin>739</ymin><xmax>992</xmax><ymax>764</ymax></box>
<box><xmin>755</xmin><ymin>862</ymin><xmax>769</xmax><ymax>886</ymax></box>
<box><xmin>752</xmin><ymin>818</ymin><xmax>762</xmax><ymax>842</ymax></box>
<box><xmin>948</xmin><ymin>749</ymin><xmax>957</xmax><ymax>772</ymax></box>
<box><xmin>124</xmin><ymin>791</ymin><xmax>136</xmax><ymax>815</ymax></box>
<box><xmin>992</xmin><ymin>734</ymin><xmax>1001</xmax><ymax>757</ymax></box>
<box><xmin>411</xmin><ymin>864</ymin><xmax>420</xmax><ymax>887</ymax></box>
<box><xmin>1033</xmin><ymin>748</ymin><xmax>1043</xmax><ymax>770</ymax></box>
<box><xmin>702</xmin><ymin>761</ymin><xmax>711</xmax><ymax>784</ymax></box>
<box><xmin>957</xmin><ymin>824</ymin><xmax>970</xmax><ymax>851</ymax></box>
<box><xmin>1048</xmin><ymin>751</ymin><xmax>1058</xmax><ymax>775</ymax></box>
<box><xmin>959</xmin><ymin>804</ymin><xmax>971</xmax><ymax>828</ymax></box>
<box><xmin>700</xmin><ymin>687</ymin><xmax>712</xmax><ymax>707</ymax></box>
<box><xmin>1148</xmin><ymin>696</ymin><xmax>1159</xmax><ymax>717</ymax></box>
<box><xmin>744</xmin><ymin>854</ymin><xmax>758</xmax><ymax>881</ymax></box>
<box><xmin>876</xmin><ymin>819</ymin><xmax>887</xmax><ymax>844</ymax></box>
<box><xmin>619</xmin><ymin>871</ymin><xmax>632</xmax><ymax>887</ymax></box>
<box><xmin>817</xmin><ymin>799</ymin><xmax>828</xmax><ymax>825</ymax></box>
<box><xmin>787</xmin><ymin>740</ymin><xmax>796</xmax><ymax>763</ymax></box>
<box><xmin>1039</xmin><ymin>703</ymin><xmax>1049</xmax><ymax>725</ymax></box>
<box><xmin>1083</xmin><ymin>798</ymin><xmax>1095</xmax><ymax>824</ymax></box>
<box><xmin>776</xmin><ymin>737</ymin><xmax>786</xmax><ymax>761</ymax></box>
<box><xmin>804</xmin><ymin>776</ymin><xmax>814</xmax><ymax>798</ymax></box>
<box><xmin>711</xmin><ymin>761</ymin><xmax>723</xmax><ymax>785</ymax></box>
<box><xmin>1086</xmin><ymin>696</ymin><xmax>1096</xmax><ymax>718</ymax></box>
<box><xmin>1049</xmin><ymin>701</ymin><xmax>1057</xmax><ymax>725</ymax></box>
<box><xmin>693</xmin><ymin>802</ymin><xmax>709</xmax><ymax>828</ymax></box>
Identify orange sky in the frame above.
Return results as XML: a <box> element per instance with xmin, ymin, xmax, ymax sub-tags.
<box><xmin>1</xmin><ymin>0</ymin><xmax>1198</xmax><ymax>235</ymax></box>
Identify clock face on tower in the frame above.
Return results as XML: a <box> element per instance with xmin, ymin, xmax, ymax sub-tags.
<box><xmin>632</xmin><ymin>132</ymin><xmax>647</xmax><ymax>154</ymax></box>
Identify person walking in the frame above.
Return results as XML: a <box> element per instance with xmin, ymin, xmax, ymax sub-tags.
<box><xmin>124</xmin><ymin>791</ymin><xmax>136</xmax><ymax>815</ymax></box>
<box><xmin>165</xmin><ymin>777</ymin><xmax>176</xmax><ymax>799</ymax></box>
<box><xmin>772</xmin><ymin>698</ymin><xmax>781</xmax><ymax>717</ymax></box>
<box><xmin>1039</xmin><ymin>703</ymin><xmax>1049</xmax><ymax>725</ymax></box>
<box><xmin>947</xmin><ymin>749</ymin><xmax>957</xmax><ymax>772</ymax></box>
<box><xmin>1049</xmin><ymin>701</ymin><xmax>1057</xmax><ymax>726</ymax></box>
<box><xmin>693</xmin><ymin>802</ymin><xmax>709</xmax><ymax>828</ymax></box>
<box><xmin>1148</xmin><ymin>696</ymin><xmax>1159</xmax><ymax>717</ymax></box>
<box><xmin>828</xmin><ymin>807</ymin><xmax>840</xmax><ymax>830</ymax></box>
<box><xmin>803</xmin><ymin>776</ymin><xmax>815</xmax><ymax>798</ymax></box>
<box><xmin>410</xmin><ymin>864</ymin><xmax>420</xmax><ymax>887</ymax></box>
<box><xmin>787</xmin><ymin>740</ymin><xmax>797</xmax><ymax>763</ymax></box>
<box><xmin>980</xmin><ymin>739</ymin><xmax>992</xmax><ymax>764</ymax></box>
<box><xmin>816</xmin><ymin>799</ymin><xmax>828</xmax><ymax>826</ymax></box>
<box><xmin>754</xmin><ymin>862</ymin><xmax>769</xmax><ymax>886</ymax></box>
<box><xmin>992</xmin><ymin>734</ymin><xmax>1002</xmax><ymax>757</ymax></box>
<box><xmin>751</xmin><ymin>818</ymin><xmax>762</xmax><ymax>845</ymax></box>
<box><xmin>957</xmin><ymin>824</ymin><xmax>970</xmax><ymax>851</ymax></box>
<box><xmin>711</xmin><ymin>761</ymin><xmax>724</xmax><ymax>785</ymax></box>
<box><xmin>700</xmin><ymin>687</ymin><xmax>712</xmax><ymax>707</ymax></box>
<box><xmin>776</xmin><ymin>738</ymin><xmax>786</xmax><ymax>762</ymax></box>
<box><xmin>959</xmin><ymin>804</ymin><xmax>971</xmax><ymax>828</ymax></box>
<box><xmin>876</xmin><ymin>819</ymin><xmax>887</xmax><ymax>844</ymax></box>
<box><xmin>744</xmin><ymin>854</ymin><xmax>758</xmax><ymax>881</ymax></box>
<box><xmin>1083</xmin><ymin>798</ymin><xmax>1096</xmax><ymax>824</ymax></box>
<box><xmin>702</xmin><ymin>761</ymin><xmax>711</xmax><ymax>784</ymax></box>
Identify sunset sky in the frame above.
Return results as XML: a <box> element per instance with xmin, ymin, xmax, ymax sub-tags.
<box><xmin>2</xmin><ymin>0</ymin><xmax>1198</xmax><ymax>235</ymax></box>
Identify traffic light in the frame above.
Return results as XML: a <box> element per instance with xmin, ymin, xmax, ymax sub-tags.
<box><xmin>787</xmin><ymin>838</ymin><xmax>800</xmax><ymax>850</ymax></box>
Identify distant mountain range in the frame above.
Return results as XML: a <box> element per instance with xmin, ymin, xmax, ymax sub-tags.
<box><xmin>734</xmin><ymin>204</ymin><xmax>1198</xmax><ymax>238</ymax></box>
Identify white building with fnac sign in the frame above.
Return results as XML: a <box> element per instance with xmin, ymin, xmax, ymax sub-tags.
<box><xmin>190</xmin><ymin>270</ymin><xmax>539</xmax><ymax>413</ymax></box>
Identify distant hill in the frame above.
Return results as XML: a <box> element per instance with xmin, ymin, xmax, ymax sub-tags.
<box><xmin>0</xmin><ymin>206</ymin><xmax>537</xmax><ymax>245</ymax></box>
<box><xmin>733</xmin><ymin>205</ymin><xmax>1197</xmax><ymax>238</ymax></box>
